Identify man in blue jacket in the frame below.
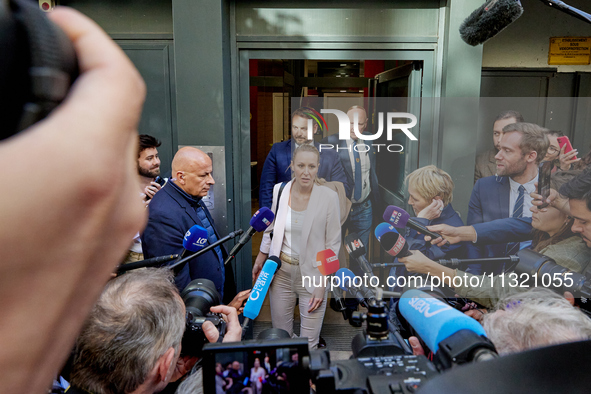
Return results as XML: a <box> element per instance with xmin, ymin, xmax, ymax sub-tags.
<box><xmin>142</xmin><ymin>147</ymin><xmax>235</xmax><ymax>303</ymax></box>
<box><xmin>466</xmin><ymin>123</ymin><xmax>549</xmax><ymax>273</ymax></box>
<box><xmin>258</xmin><ymin>108</ymin><xmax>351</xmax><ymax>208</ymax></box>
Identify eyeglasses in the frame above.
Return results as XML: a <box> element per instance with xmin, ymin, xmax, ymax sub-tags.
<box><xmin>547</xmin><ymin>146</ymin><xmax>560</xmax><ymax>154</ymax></box>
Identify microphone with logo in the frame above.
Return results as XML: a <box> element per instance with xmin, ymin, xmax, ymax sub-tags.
<box><xmin>171</xmin><ymin>225</ymin><xmax>209</xmax><ymax>275</ymax></box>
<box><xmin>397</xmin><ymin>289</ymin><xmax>497</xmax><ymax>369</ymax></box>
<box><xmin>374</xmin><ymin>222</ymin><xmax>398</xmax><ymax>242</ymax></box>
<box><xmin>224</xmin><ymin>207</ymin><xmax>275</xmax><ymax>266</ymax></box>
<box><xmin>241</xmin><ymin>256</ymin><xmax>282</xmax><ymax>333</ymax></box>
<box><xmin>377</xmin><ymin>228</ymin><xmax>413</xmax><ymax>259</ymax></box>
<box><xmin>344</xmin><ymin>233</ymin><xmax>373</xmax><ymax>276</ymax></box>
<box><xmin>383</xmin><ymin>205</ymin><xmax>442</xmax><ymax>241</ymax></box>
<box><xmin>315</xmin><ymin>249</ymin><xmax>347</xmax><ymax>319</ymax></box>
<box><xmin>335</xmin><ymin>267</ymin><xmax>376</xmax><ymax>308</ymax></box>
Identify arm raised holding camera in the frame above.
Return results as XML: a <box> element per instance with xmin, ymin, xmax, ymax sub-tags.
<box><xmin>0</xmin><ymin>7</ymin><xmax>146</xmax><ymax>393</ymax></box>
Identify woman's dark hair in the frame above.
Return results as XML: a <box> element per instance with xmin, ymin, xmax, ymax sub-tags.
<box><xmin>532</xmin><ymin>170</ymin><xmax>581</xmax><ymax>251</ymax></box>
<box><xmin>559</xmin><ymin>166</ymin><xmax>591</xmax><ymax>211</ymax></box>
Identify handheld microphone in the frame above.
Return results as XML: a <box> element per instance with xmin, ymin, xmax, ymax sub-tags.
<box><xmin>224</xmin><ymin>207</ymin><xmax>275</xmax><ymax>266</ymax></box>
<box><xmin>242</xmin><ymin>256</ymin><xmax>282</xmax><ymax>331</ymax></box>
<box><xmin>335</xmin><ymin>268</ymin><xmax>375</xmax><ymax>308</ymax></box>
<box><xmin>379</xmin><ymin>230</ymin><xmax>412</xmax><ymax>258</ymax></box>
<box><xmin>314</xmin><ymin>249</ymin><xmax>340</xmax><ymax>275</ymax></box>
<box><xmin>169</xmin><ymin>229</ymin><xmax>243</xmax><ymax>275</ymax></box>
<box><xmin>180</xmin><ymin>225</ymin><xmax>209</xmax><ymax>258</ymax></box>
<box><xmin>117</xmin><ymin>254</ymin><xmax>179</xmax><ymax>273</ymax></box>
<box><xmin>383</xmin><ymin>205</ymin><xmax>442</xmax><ymax>241</ymax></box>
<box><xmin>343</xmin><ymin>234</ymin><xmax>373</xmax><ymax>275</ymax></box>
<box><xmin>459</xmin><ymin>0</ymin><xmax>524</xmax><ymax>46</ymax></box>
<box><xmin>398</xmin><ymin>289</ymin><xmax>496</xmax><ymax>368</ymax></box>
<box><xmin>374</xmin><ymin>222</ymin><xmax>397</xmax><ymax>242</ymax></box>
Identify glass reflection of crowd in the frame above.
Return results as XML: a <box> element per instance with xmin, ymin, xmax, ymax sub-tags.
<box><xmin>216</xmin><ymin>349</ymin><xmax>305</xmax><ymax>393</ymax></box>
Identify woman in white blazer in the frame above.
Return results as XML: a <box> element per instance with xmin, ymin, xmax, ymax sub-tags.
<box><xmin>253</xmin><ymin>144</ymin><xmax>341</xmax><ymax>349</ymax></box>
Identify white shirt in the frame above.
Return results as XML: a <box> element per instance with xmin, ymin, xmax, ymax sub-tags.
<box><xmin>508</xmin><ymin>175</ymin><xmax>538</xmax><ymax>218</ymax></box>
<box><xmin>281</xmin><ymin>207</ymin><xmax>306</xmax><ymax>257</ymax></box>
<box><xmin>346</xmin><ymin>138</ymin><xmax>371</xmax><ymax>203</ymax></box>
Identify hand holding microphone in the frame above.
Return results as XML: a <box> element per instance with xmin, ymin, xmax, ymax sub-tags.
<box><xmin>383</xmin><ymin>205</ymin><xmax>443</xmax><ymax>241</ymax></box>
<box><xmin>242</xmin><ymin>256</ymin><xmax>282</xmax><ymax>332</ymax></box>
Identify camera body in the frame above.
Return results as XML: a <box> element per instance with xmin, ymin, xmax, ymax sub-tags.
<box><xmin>180</xmin><ymin>278</ymin><xmax>226</xmax><ymax>356</ymax></box>
<box><xmin>1</xmin><ymin>0</ymin><xmax>78</xmax><ymax>140</ymax></box>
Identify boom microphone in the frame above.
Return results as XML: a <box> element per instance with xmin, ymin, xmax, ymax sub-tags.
<box><xmin>459</xmin><ymin>0</ymin><xmax>524</xmax><ymax>46</ymax></box>
<box><xmin>383</xmin><ymin>205</ymin><xmax>442</xmax><ymax>240</ymax></box>
<box><xmin>539</xmin><ymin>0</ymin><xmax>591</xmax><ymax>25</ymax></box>
<box><xmin>343</xmin><ymin>234</ymin><xmax>373</xmax><ymax>275</ymax></box>
<box><xmin>378</xmin><ymin>230</ymin><xmax>412</xmax><ymax>258</ymax></box>
<box><xmin>398</xmin><ymin>289</ymin><xmax>496</xmax><ymax>368</ymax></box>
<box><xmin>224</xmin><ymin>207</ymin><xmax>275</xmax><ymax>266</ymax></box>
<box><xmin>335</xmin><ymin>268</ymin><xmax>376</xmax><ymax>308</ymax></box>
<box><xmin>242</xmin><ymin>256</ymin><xmax>282</xmax><ymax>331</ymax></box>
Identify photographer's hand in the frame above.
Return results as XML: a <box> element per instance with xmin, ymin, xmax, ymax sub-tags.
<box><xmin>1</xmin><ymin>7</ymin><xmax>146</xmax><ymax>394</ymax></box>
<box><xmin>228</xmin><ymin>289</ymin><xmax>251</xmax><ymax>315</ymax></box>
<box><xmin>203</xmin><ymin>305</ymin><xmax>242</xmax><ymax>343</ymax></box>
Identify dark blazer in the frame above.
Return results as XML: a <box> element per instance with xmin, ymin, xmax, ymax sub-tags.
<box><xmin>322</xmin><ymin>133</ymin><xmax>381</xmax><ymax>207</ymax></box>
<box><xmin>467</xmin><ymin>175</ymin><xmax>515</xmax><ymax>260</ymax></box>
<box><xmin>141</xmin><ymin>182</ymin><xmax>234</xmax><ymax>301</ymax></box>
<box><xmin>258</xmin><ymin>139</ymin><xmax>350</xmax><ymax>208</ymax></box>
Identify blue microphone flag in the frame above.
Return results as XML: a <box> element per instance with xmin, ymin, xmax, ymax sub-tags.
<box><xmin>398</xmin><ymin>289</ymin><xmax>487</xmax><ymax>353</ymax></box>
<box><xmin>243</xmin><ymin>256</ymin><xmax>281</xmax><ymax>320</ymax></box>
<box><xmin>182</xmin><ymin>225</ymin><xmax>208</xmax><ymax>252</ymax></box>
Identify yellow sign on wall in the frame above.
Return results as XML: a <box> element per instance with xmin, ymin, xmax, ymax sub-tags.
<box><xmin>549</xmin><ymin>37</ymin><xmax>591</xmax><ymax>65</ymax></box>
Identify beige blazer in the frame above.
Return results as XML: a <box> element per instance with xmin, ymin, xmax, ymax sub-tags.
<box><xmin>260</xmin><ymin>180</ymin><xmax>342</xmax><ymax>293</ymax></box>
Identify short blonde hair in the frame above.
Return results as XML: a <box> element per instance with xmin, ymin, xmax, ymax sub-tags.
<box><xmin>406</xmin><ymin>165</ymin><xmax>454</xmax><ymax>206</ymax></box>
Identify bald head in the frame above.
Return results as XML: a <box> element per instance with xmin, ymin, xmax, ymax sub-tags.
<box><xmin>172</xmin><ymin>147</ymin><xmax>214</xmax><ymax>197</ymax></box>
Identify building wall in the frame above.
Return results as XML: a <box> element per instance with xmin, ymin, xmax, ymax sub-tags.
<box><xmin>482</xmin><ymin>0</ymin><xmax>591</xmax><ymax>72</ymax></box>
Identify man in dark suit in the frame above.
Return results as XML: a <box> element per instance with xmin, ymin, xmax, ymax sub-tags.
<box><xmin>258</xmin><ymin>108</ymin><xmax>351</xmax><ymax>209</ymax></box>
<box><xmin>141</xmin><ymin>147</ymin><xmax>235</xmax><ymax>302</ymax></box>
<box><xmin>467</xmin><ymin>123</ymin><xmax>549</xmax><ymax>272</ymax></box>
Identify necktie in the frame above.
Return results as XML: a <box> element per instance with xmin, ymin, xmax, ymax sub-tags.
<box><xmin>196</xmin><ymin>201</ymin><xmax>225</xmax><ymax>293</ymax></box>
<box><xmin>506</xmin><ymin>185</ymin><xmax>526</xmax><ymax>256</ymax></box>
<box><xmin>353</xmin><ymin>140</ymin><xmax>362</xmax><ymax>201</ymax></box>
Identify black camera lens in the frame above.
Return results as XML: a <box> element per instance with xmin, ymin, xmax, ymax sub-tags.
<box><xmin>181</xmin><ymin>278</ymin><xmax>221</xmax><ymax>318</ymax></box>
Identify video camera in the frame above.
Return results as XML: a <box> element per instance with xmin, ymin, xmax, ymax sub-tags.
<box><xmin>202</xmin><ymin>290</ymin><xmax>496</xmax><ymax>393</ymax></box>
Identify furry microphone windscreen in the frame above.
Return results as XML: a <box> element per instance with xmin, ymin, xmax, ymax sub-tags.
<box><xmin>460</xmin><ymin>0</ymin><xmax>524</xmax><ymax>46</ymax></box>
